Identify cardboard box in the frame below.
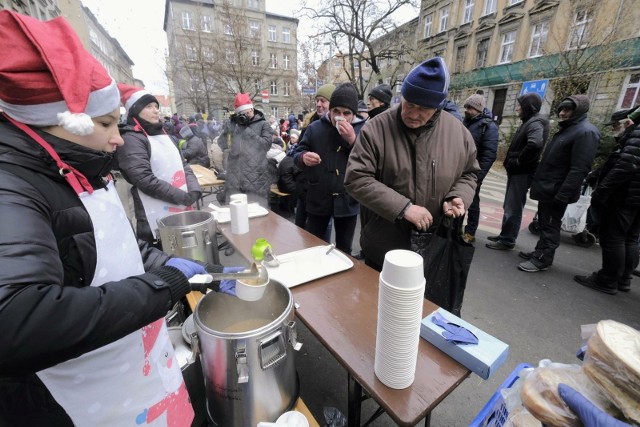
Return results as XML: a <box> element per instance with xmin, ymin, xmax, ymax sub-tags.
<box><xmin>420</xmin><ymin>308</ymin><xmax>509</xmax><ymax>380</ymax></box>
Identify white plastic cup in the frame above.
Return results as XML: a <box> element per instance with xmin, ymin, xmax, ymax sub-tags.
<box><xmin>235</xmin><ymin>276</ymin><xmax>269</xmax><ymax>301</ymax></box>
<box><xmin>276</xmin><ymin>411</ymin><xmax>310</xmax><ymax>427</ymax></box>
<box><xmin>380</xmin><ymin>249</ymin><xmax>424</xmax><ymax>289</ymax></box>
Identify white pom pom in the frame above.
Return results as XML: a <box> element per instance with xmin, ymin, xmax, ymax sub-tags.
<box><xmin>57</xmin><ymin>111</ymin><xmax>95</xmax><ymax>136</ymax></box>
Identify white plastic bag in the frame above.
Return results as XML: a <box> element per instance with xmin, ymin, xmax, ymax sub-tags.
<box><xmin>561</xmin><ymin>187</ymin><xmax>592</xmax><ymax>233</ymax></box>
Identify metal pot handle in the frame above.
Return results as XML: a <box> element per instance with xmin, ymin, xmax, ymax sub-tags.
<box><xmin>259</xmin><ymin>330</ymin><xmax>287</xmax><ymax>370</ymax></box>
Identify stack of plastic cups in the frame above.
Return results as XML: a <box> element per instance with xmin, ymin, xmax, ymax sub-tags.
<box><xmin>374</xmin><ymin>249</ymin><xmax>426</xmax><ymax>389</ymax></box>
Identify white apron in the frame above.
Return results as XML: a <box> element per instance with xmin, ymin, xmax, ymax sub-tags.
<box><xmin>36</xmin><ymin>181</ymin><xmax>194</xmax><ymax>427</ymax></box>
<box><xmin>138</xmin><ymin>134</ymin><xmax>191</xmax><ymax>239</ymax></box>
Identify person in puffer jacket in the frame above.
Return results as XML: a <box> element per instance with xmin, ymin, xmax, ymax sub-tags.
<box><xmin>519</xmin><ymin>95</ymin><xmax>600</xmax><ymax>272</ymax></box>
<box><xmin>218</xmin><ymin>93</ymin><xmax>273</xmax><ymax>204</ymax></box>
<box><xmin>574</xmin><ymin>112</ymin><xmax>640</xmax><ymax>294</ymax></box>
<box><xmin>178</xmin><ymin>125</ymin><xmax>210</xmax><ymax>168</ymax></box>
<box><xmin>0</xmin><ymin>11</ymin><xmax>226</xmax><ymax>426</ymax></box>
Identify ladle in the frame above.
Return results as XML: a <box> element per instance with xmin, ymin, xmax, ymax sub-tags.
<box><xmin>188</xmin><ymin>262</ymin><xmax>267</xmax><ymax>293</ymax></box>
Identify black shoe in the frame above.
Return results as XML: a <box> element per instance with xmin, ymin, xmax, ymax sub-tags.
<box><xmin>632</xmin><ymin>269</ymin><xmax>640</xmax><ymax>277</ymax></box>
<box><xmin>574</xmin><ymin>274</ymin><xmax>618</xmax><ymax>295</ymax></box>
<box><xmin>486</xmin><ymin>241</ymin><xmax>514</xmax><ymax>251</ymax></box>
<box><xmin>487</xmin><ymin>235</ymin><xmax>500</xmax><ymax>242</ymax></box>
<box><xmin>518</xmin><ymin>251</ymin><xmax>533</xmax><ymax>260</ymax></box>
<box><xmin>618</xmin><ymin>282</ymin><xmax>631</xmax><ymax>292</ymax></box>
<box><xmin>518</xmin><ymin>259</ymin><xmax>549</xmax><ymax>272</ymax></box>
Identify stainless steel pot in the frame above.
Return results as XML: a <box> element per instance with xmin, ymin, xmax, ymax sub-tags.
<box><xmin>194</xmin><ymin>280</ymin><xmax>302</xmax><ymax>427</ymax></box>
<box><xmin>157</xmin><ymin>210</ymin><xmax>219</xmax><ymax>264</ymax></box>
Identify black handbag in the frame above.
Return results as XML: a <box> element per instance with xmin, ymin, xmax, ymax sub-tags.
<box><xmin>410</xmin><ymin>215</ymin><xmax>475</xmax><ymax>316</ymax></box>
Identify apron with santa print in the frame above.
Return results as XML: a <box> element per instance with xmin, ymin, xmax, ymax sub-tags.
<box><xmin>138</xmin><ymin>133</ymin><xmax>192</xmax><ymax>239</ymax></box>
<box><xmin>36</xmin><ymin>180</ymin><xmax>194</xmax><ymax>427</ymax></box>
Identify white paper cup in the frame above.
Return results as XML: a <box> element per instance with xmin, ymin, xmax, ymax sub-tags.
<box><xmin>235</xmin><ymin>276</ymin><xmax>269</xmax><ymax>301</ymax></box>
<box><xmin>229</xmin><ymin>193</ymin><xmax>248</xmax><ymax>204</ymax></box>
<box><xmin>380</xmin><ymin>250</ymin><xmax>424</xmax><ymax>289</ymax></box>
<box><xmin>276</xmin><ymin>411</ymin><xmax>309</xmax><ymax>427</ymax></box>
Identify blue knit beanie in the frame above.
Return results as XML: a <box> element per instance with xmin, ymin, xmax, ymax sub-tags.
<box><xmin>401</xmin><ymin>57</ymin><xmax>450</xmax><ymax>108</ymax></box>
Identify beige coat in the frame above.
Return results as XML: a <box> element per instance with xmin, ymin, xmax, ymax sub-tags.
<box><xmin>345</xmin><ymin>106</ymin><xmax>479</xmax><ymax>266</ymax></box>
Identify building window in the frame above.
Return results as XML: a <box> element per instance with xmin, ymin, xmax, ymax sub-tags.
<box><xmin>283</xmin><ymin>54</ymin><xmax>290</xmax><ymax>69</ymax></box>
<box><xmin>528</xmin><ymin>21</ymin><xmax>549</xmax><ymax>58</ymax></box>
<box><xmin>190</xmin><ymin>76</ymin><xmax>200</xmax><ymax>91</ymax></box>
<box><xmin>204</xmin><ymin>47</ymin><xmax>214</xmax><ymax>62</ymax></box>
<box><xmin>268</xmin><ymin>25</ymin><xmax>276</xmax><ymax>41</ymax></box>
<box><xmin>224</xmin><ymin>24</ymin><xmax>233</xmax><ymax>35</ymax></box>
<box><xmin>182</xmin><ymin>11</ymin><xmax>194</xmax><ymax>30</ymax></box>
<box><xmin>283</xmin><ymin>81</ymin><xmax>291</xmax><ymax>96</ymax></box>
<box><xmin>508</xmin><ymin>0</ymin><xmax>523</xmax><ymax>5</ymax></box>
<box><xmin>455</xmin><ymin>45</ymin><xmax>467</xmax><ymax>73</ymax></box>
<box><xmin>271</xmin><ymin>106</ymin><xmax>278</xmax><ymax>117</ymax></box>
<box><xmin>423</xmin><ymin>14</ymin><xmax>433</xmax><ymax>38</ymax></box>
<box><xmin>568</xmin><ymin>10</ymin><xmax>591</xmax><ymax>49</ymax></box>
<box><xmin>620</xmin><ymin>73</ymin><xmax>640</xmax><ymax>108</ymax></box>
<box><xmin>270</xmin><ymin>81</ymin><xmax>278</xmax><ymax>95</ymax></box>
<box><xmin>483</xmin><ymin>0</ymin><xmax>497</xmax><ymax>16</ymax></box>
<box><xmin>201</xmin><ymin>15</ymin><xmax>211</xmax><ymax>32</ymax></box>
<box><xmin>282</xmin><ymin>28</ymin><xmax>291</xmax><ymax>43</ymax></box>
<box><xmin>476</xmin><ymin>37</ymin><xmax>489</xmax><ymax>68</ymax></box>
<box><xmin>439</xmin><ymin>7</ymin><xmax>449</xmax><ymax>33</ymax></box>
<box><xmin>354</xmin><ymin>59</ymin><xmax>360</xmax><ymax>69</ymax></box>
<box><xmin>270</xmin><ymin>53</ymin><xmax>277</xmax><ymax>68</ymax></box>
<box><xmin>250</xmin><ymin>21</ymin><xmax>260</xmax><ymax>37</ymax></box>
<box><xmin>226</xmin><ymin>49</ymin><xmax>236</xmax><ymax>64</ymax></box>
<box><xmin>364</xmin><ymin>60</ymin><xmax>370</xmax><ymax>69</ymax></box>
<box><xmin>499</xmin><ymin>31</ymin><xmax>516</xmax><ymax>64</ymax></box>
<box><xmin>247</xmin><ymin>0</ymin><xmax>259</xmax><ymax>9</ymax></box>
<box><xmin>254</xmin><ymin>79</ymin><xmax>261</xmax><ymax>92</ymax></box>
<box><xmin>463</xmin><ymin>0</ymin><xmax>474</xmax><ymax>24</ymax></box>
<box><xmin>186</xmin><ymin>44</ymin><xmax>197</xmax><ymax>61</ymax></box>
<box><xmin>252</xmin><ymin>50</ymin><xmax>260</xmax><ymax>66</ymax></box>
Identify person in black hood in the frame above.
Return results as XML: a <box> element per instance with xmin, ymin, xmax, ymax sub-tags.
<box><xmin>518</xmin><ymin>95</ymin><xmax>600</xmax><ymax>272</ymax></box>
<box><xmin>366</xmin><ymin>83</ymin><xmax>393</xmax><ymax>119</ymax></box>
<box><xmin>487</xmin><ymin>92</ymin><xmax>550</xmax><ymax>251</ymax></box>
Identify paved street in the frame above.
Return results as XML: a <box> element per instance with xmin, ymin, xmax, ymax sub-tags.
<box><xmin>216</xmin><ymin>169</ymin><xmax>640</xmax><ymax>426</ymax></box>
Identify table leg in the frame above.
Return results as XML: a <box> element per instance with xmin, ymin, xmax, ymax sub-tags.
<box><xmin>423</xmin><ymin>412</ymin><xmax>431</xmax><ymax>427</ymax></box>
<box><xmin>347</xmin><ymin>373</ymin><xmax>362</xmax><ymax>427</ymax></box>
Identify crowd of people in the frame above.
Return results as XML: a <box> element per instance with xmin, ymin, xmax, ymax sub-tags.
<box><xmin>0</xmin><ymin>9</ymin><xmax>638</xmax><ymax>427</ymax></box>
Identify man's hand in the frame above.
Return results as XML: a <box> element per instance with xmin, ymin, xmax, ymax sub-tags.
<box><xmin>443</xmin><ymin>198</ymin><xmax>465</xmax><ymax>217</ymax></box>
<box><xmin>404</xmin><ymin>204</ymin><xmax>433</xmax><ymax>231</ymax></box>
<box><xmin>302</xmin><ymin>152</ymin><xmax>322</xmax><ymax>167</ymax></box>
<box><xmin>337</xmin><ymin>120</ymin><xmax>356</xmax><ymax>145</ymax></box>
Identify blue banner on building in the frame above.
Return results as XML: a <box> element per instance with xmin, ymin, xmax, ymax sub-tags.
<box><xmin>520</xmin><ymin>79</ymin><xmax>549</xmax><ymax>98</ymax></box>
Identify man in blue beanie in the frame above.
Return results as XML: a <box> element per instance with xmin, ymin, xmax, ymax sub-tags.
<box><xmin>345</xmin><ymin>57</ymin><xmax>480</xmax><ymax>271</ymax></box>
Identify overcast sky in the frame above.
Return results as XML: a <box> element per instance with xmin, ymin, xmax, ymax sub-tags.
<box><xmin>81</xmin><ymin>0</ymin><xmax>417</xmax><ymax>94</ymax></box>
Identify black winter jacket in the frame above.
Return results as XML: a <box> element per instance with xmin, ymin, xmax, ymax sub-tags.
<box><xmin>218</xmin><ymin>110</ymin><xmax>273</xmax><ymax>203</ymax></box>
<box><xmin>592</xmin><ymin>124</ymin><xmax>640</xmax><ymax>207</ymax></box>
<box><xmin>294</xmin><ymin>113</ymin><xmax>366</xmax><ymax>217</ymax></box>
<box><xmin>277</xmin><ymin>155</ymin><xmax>303</xmax><ymax>195</ymax></box>
<box><xmin>504</xmin><ymin>93</ymin><xmax>550</xmax><ymax>176</ymax></box>
<box><xmin>0</xmin><ymin>119</ymin><xmax>195</xmax><ymax>421</ymax></box>
<box><xmin>530</xmin><ymin>95</ymin><xmax>600</xmax><ymax>203</ymax></box>
<box><xmin>117</xmin><ymin>125</ymin><xmax>201</xmax><ymax>243</ymax></box>
<box><xmin>180</xmin><ymin>134</ymin><xmax>210</xmax><ymax>168</ymax></box>
<box><xmin>463</xmin><ymin>109</ymin><xmax>499</xmax><ymax>182</ymax></box>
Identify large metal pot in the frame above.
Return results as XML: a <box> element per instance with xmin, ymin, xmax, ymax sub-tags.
<box><xmin>157</xmin><ymin>210</ymin><xmax>219</xmax><ymax>264</ymax></box>
<box><xmin>194</xmin><ymin>280</ymin><xmax>301</xmax><ymax>427</ymax></box>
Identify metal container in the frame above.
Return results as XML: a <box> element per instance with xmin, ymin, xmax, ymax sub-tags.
<box><xmin>157</xmin><ymin>210</ymin><xmax>219</xmax><ymax>264</ymax></box>
<box><xmin>194</xmin><ymin>280</ymin><xmax>302</xmax><ymax>427</ymax></box>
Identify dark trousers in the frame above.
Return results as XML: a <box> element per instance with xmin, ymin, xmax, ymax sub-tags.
<box><xmin>597</xmin><ymin>206</ymin><xmax>640</xmax><ymax>285</ymax></box>
<box><xmin>533</xmin><ymin>200</ymin><xmax>568</xmax><ymax>266</ymax></box>
<box><xmin>465</xmin><ymin>181</ymin><xmax>484</xmax><ymax>235</ymax></box>
<box><xmin>295</xmin><ymin>196</ymin><xmax>331</xmax><ymax>241</ymax></box>
<box><xmin>306</xmin><ymin>213</ymin><xmax>357</xmax><ymax>254</ymax></box>
<box><xmin>498</xmin><ymin>173</ymin><xmax>534</xmax><ymax>246</ymax></box>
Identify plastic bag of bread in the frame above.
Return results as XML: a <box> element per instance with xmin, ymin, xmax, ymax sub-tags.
<box><xmin>583</xmin><ymin>320</ymin><xmax>640</xmax><ymax>424</ymax></box>
<box><xmin>520</xmin><ymin>359</ymin><xmax>615</xmax><ymax>427</ymax></box>
<box><xmin>505</xmin><ymin>406</ymin><xmax>542</xmax><ymax>427</ymax></box>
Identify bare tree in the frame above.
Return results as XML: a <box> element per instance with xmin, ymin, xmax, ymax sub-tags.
<box><xmin>299</xmin><ymin>0</ymin><xmax>418</xmax><ymax>97</ymax></box>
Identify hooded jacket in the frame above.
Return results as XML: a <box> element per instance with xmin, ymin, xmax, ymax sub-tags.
<box><xmin>294</xmin><ymin>113</ymin><xmax>366</xmax><ymax>217</ymax></box>
<box><xmin>504</xmin><ymin>93</ymin><xmax>550</xmax><ymax>175</ymax></box>
<box><xmin>345</xmin><ymin>106</ymin><xmax>479</xmax><ymax>267</ymax></box>
<box><xmin>218</xmin><ymin>109</ymin><xmax>273</xmax><ymax>202</ymax></box>
<box><xmin>463</xmin><ymin>108</ymin><xmax>499</xmax><ymax>182</ymax></box>
<box><xmin>0</xmin><ymin>118</ymin><xmax>198</xmax><ymax>422</ymax></box>
<box><xmin>530</xmin><ymin>95</ymin><xmax>600</xmax><ymax>203</ymax></box>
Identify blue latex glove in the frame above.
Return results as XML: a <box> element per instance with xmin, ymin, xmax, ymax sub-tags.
<box><xmin>431</xmin><ymin>312</ymin><xmax>479</xmax><ymax>345</ymax></box>
<box><xmin>165</xmin><ymin>257</ymin><xmax>207</xmax><ymax>279</ymax></box>
<box><xmin>558</xmin><ymin>384</ymin><xmax>631</xmax><ymax>427</ymax></box>
<box><xmin>219</xmin><ymin>266</ymin><xmax>246</xmax><ymax>296</ymax></box>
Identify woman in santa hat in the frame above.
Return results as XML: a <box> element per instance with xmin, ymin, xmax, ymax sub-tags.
<box><xmin>0</xmin><ymin>11</ymin><xmax>228</xmax><ymax>426</ymax></box>
<box><xmin>116</xmin><ymin>84</ymin><xmax>202</xmax><ymax>246</ymax></box>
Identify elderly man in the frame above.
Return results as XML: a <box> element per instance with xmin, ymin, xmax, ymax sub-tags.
<box><xmin>300</xmin><ymin>84</ymin><xmax>336</xmax><ymax>136</ymax></box>
<box><xmin>294</xmin><ymin>83</ymin><xmax>366</xmax><ymax>254</ymax></box>
<box><xmin>519</xmin><ymin>95</ymin><xmax>600</xmax><ymax>272</ymax></box>
<box><xmin>345</xmin><ymin>57</ymin><xmax>479</xmax><ymax>271</ymax></box>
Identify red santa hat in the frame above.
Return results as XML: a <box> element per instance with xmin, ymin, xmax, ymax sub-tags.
<box><xmin>234</xmin><ymin>93</ymin><xmax>254</xmax><ymax>114</ymax></box>
<box><xmin>0</xmin><ymin>11</ymin><xmax>120</xmax><ymax>136</ymax></box>
<box><xmin>118</xmin><ymin>83</ymin><xmax>159</xmax><ymax>118</ymax></box>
